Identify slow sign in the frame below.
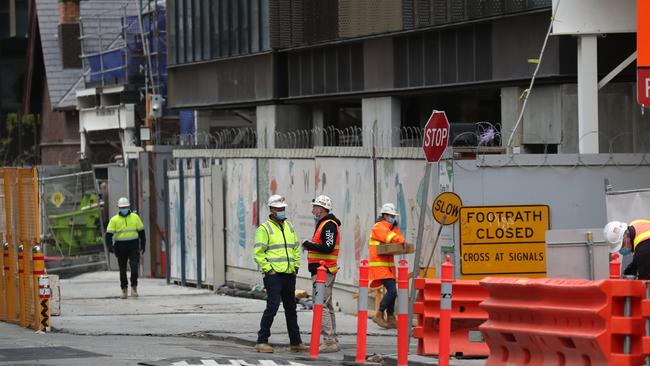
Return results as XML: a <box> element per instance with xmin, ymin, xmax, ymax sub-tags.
<box><xmin>432</xmin><ymin>191</ymin><xmax>462</xmax><ymax>225</ymax></box>
<box><xmin>459</xmin><ymin>205</ymin><xmax>550</xmax><ymax>279</ymax></box>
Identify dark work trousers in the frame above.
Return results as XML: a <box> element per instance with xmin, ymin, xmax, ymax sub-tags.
<box><xmin>257</xmin><ymin>273</ymin><xmax>302</xmax><ymax>345</ymax></box>
<box><xmin>379</xmin><ymin>278</ymin><xmax>397</xmax><ymax>315</ymax></box>
<box><xmin>114</xmin><ymin>240</ymin><xmax>140</xmax><ymax>289</ymax></box>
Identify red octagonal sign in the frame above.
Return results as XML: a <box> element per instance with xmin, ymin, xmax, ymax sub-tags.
<box><xmin>422</xmin><ymin>110</ymin><xmax>450</xmax><ymax>162</ymax></box>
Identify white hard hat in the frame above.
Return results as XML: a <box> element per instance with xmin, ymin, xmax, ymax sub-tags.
<box><xmin>604</xmin><ymin>221</ymin><xmax>628</xmax><ymax>253</ymax></box>
<box><xmin>117</xmin><ymin>197</ymin><xmax>130</xmax><ymax>208</ymax></box>
<box><xmin>380</xmin><ymin>203</ymin><xmax>399</xmax><ymax>216</ymax></box>
<box><xmin>268</xmin><ymin>194</ymin><xmax>288</xmax><ymax>208</ymax></box>
<box><xmin>312</xmin><ymin>195</ymin><xmax>332</xmax><ymax>211</ymax></box>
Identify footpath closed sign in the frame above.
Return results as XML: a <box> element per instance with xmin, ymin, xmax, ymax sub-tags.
<box><xmin>459</xmin><ymin>205</ymin><xmax>550</xmax><ymax>279</ymax></box>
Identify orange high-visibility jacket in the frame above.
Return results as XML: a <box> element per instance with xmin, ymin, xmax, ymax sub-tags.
<box><xmin>630</xmin><ymin>219</ymin><xmax>650</xmax><ymax>249</ymax></box>
<box><xmin>307</xmin><ymin>218</ymin><xmax>341</xmax><ymax>274</ymax></box>
<box><xmin>368</xmin><ymin>219</ymin><xmax>405</xmax><ymax>287</ymax></box>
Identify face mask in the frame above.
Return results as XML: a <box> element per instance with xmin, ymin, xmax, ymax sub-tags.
<box><xmin>275</xmin><ymin>211</ymin><xmax>286</xmax><ymax>220</ymax></box>
<box><xmin>119</xmin><ymin>209</ymin><xmax>130</xmax><ymax>216</ymax></box>
<box><xmin>314</xmin><ymin>215</ymin><xmax>321</xmax><ymax>223</ymax></box>
<box><xmin>387</xmin><ymin>217</ymin><xmax>397</xmax><ymax>225</ymax></box>
<box><xmin>619</xmin><ymin>247</ymin><xmax>632</xmax><ymax>256</ymax></box>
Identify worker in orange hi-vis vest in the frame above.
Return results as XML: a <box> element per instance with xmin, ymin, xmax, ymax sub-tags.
<box><xmin>368</xmin><ymin>203</ymin><xmax>405</xmax><ymax>329</ymax></box>
<box><xmin>604</xmin><ymin>220</ymin><xmax>650</xmax><ymax>279</ymax></box>
<box><xmin>302</xmin><ymin>195</ymin><xmax>342</xmax><ymax>353</ymax></box>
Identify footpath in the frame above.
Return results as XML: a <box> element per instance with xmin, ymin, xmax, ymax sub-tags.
<box><xmin>50</xmin><ymin>271</ymin><xmax>485</xmax><ymax>365</ymax></box>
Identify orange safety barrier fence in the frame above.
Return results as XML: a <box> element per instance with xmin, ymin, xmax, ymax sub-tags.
<box><xmin>480</xmin><ymin>277</ymin><xmax>645</xmax><ymax>366</ymax></box>
<box><xmin>0</xmin><ymin>167</ymin><xmax>41</xmax><ymax>329</ymax></box>
<box><xmin>413</xmin><ymin>278</ymin><xmax>489</xmax><ymax>357</ymax></box>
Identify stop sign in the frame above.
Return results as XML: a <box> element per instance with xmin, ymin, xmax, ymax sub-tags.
<box><xmin>422</xmin><ymin>110</ymin><xmax>450</xmax><ymax>162</ymax></box>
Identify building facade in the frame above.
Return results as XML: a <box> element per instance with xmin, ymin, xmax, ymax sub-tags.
<box><xmin>166</xmin><ymin>0</ymin><xmax>649</xmax><ymax>153</ymax></box>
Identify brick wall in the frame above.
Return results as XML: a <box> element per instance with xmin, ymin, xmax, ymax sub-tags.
<box><xmin>58</xmin><ymin>0</ymin><xmax>80</xmax><ymax>24</ymax></box>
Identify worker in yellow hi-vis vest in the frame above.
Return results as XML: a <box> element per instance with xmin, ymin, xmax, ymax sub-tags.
<box><xmin>106</xmin><ymin>197</ymin><xmax>146</xmax><ymax>299</ymax></box>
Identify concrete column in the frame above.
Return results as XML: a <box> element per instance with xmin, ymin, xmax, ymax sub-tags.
<box><xmin>362</xmin><ymin>97</ymin><xmax>401</xmax><ymax>148</ymax></box>
<box><xmin>79</xmin><ymin>129</ymin><xmax>89</xmax><ymax>160</ymax></box>
<box><xmin>312</xmin><ymin>107</ymin><xmax>325</xmax><ymax>146</ymax></box>
<box><xmin>577</xmin><ymin>35</ymin><xmax>599</xmax><ymax>153</ymax></box>
<box><xmin>500</xmin><ymin>86</ymin><xmax>521</xmax><ymax>149</ymax></box>
<box><xmin>256</xmin><ymin>105</ymin><xmax>307</xmax><ymax>149</ymax></box>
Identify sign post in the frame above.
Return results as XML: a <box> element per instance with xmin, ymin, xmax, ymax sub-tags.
<box><xmin>638</xmin><ymin>0</ymin><xmax>650</xmax><ymax>107</ymax></box>
<box><xmin>408</xmin><ymin>110</ymin><xmax>450</xmax><ymax>345</ymax></box>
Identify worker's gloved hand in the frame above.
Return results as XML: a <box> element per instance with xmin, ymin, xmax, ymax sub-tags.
<box><xmin>140</xmin><ymin>246</ymin><xmax>145</xmax><ymax>254</ymax></box>
<box><xmin>108</xmin><ymin>245</ymin><xmax>114</xmax><ymax>253</ymax></box>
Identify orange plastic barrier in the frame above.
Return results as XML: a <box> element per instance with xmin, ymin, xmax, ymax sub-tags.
<box><xmin>480</xmin><ymin>277</ymin><xmax>645</xmax><ymax>366</ymax></box>
<box><xmin>413</xmin><ymin>278</ymin><xmax>489</xmax><ymax>357</ymax></box>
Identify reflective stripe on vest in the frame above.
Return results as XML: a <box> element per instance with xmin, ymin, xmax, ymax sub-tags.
<box><xmin>631</xmin><ymin>220</ymin><xmax>650</xmax><ymax>248</ymax></box>
<box><xmin>307</xmin><ymin>219</ymin><xmax>340</xmax><ymax>274</ymax></box>
<box><xmin>258</xmin><ymin>219</ymin><xmax>299</xmax><ymax>274</ymax></box>
<box><xmin>107</xmin><ymin>213</ymin><xmax>143</xmax><ymax>241</ymax></box>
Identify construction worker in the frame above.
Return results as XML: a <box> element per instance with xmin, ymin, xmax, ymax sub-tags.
<box><xmin>604</xmin><ymin>220</ymin><xmax>650</xmax><ymax>279</ymax></box>
<box><xmin>253</xmin><ymin>194</ymin><xmax>309</xmax><ymax>354</ymax></box>
<box><xmin>368</xmin><ymin>203</ymin><xmax>405</xmax><ymax>329</ymax></box>
<box><xmin>105</xmin><ymin>197</ymin><xmax>146</xmax><ymax>299</ymax></box>
<box><xmin>302</xmin><ymin>194</ymin><xmax>341</xmax><ymax>353</ymax></box>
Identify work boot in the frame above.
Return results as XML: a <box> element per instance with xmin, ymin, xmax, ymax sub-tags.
<box><xmin>319</xmin><ymin>343</ymin><xmax>341</xmax><ymax>353</ymax></box>
<box><xmin>289</xmin><ymin>343</ymin><xmax>310</xmax><ymax>353</ymax></box>
<box><xmin>254</xmin><ymin>343</ymin><xmax>274</xmax><ymax>353</ymax></box>
<box><xmin>121</xmin><ymin>288</ymin><xmax>128</xmax><ymax>299</ymax></box>
<box><xmin>372</xmin><ymin>310</ymin><xmax>389</xmax><ymax>329</ymax></box>
<box><xmin>386</xmin><ymin>315</ymin><xmax>398</xmax><ymax>329</ymax></box>
<box><xmin>131</xmin><ymin>287</ymin><xmax>138</xmax><ymax>298</ymax></box>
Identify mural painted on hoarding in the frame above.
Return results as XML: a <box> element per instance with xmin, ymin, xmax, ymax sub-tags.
<box><xmin>167</xmin><ymin>171</ymin><xmax>205</xmax><ymax>282</ymax></box>
<box><xmin>259</xmin><ymin>159</ymin><xmax>315</xmax><ymax>270</ymax></box>
<box><xmin>315</xmin><ymin>158</ymin><xmax>375</xmax><ymax>286</ymax></box>
<box><xmin>225</xmin><ymin>159</ymin><xmax>258</xmax><ymax>270</ymax></box>
<box><xmin>377</xmin><ymin>160</ymin><xmax>438</xmax><ymax>270</ymax></box>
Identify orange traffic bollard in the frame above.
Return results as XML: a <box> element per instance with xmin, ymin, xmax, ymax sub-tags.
<box><xmin>356</xmin><ymin>259</ymin><xmax>369</xmax><ymax>363</ymax></box>
<box><xmin>439</xmin><ymin>255</ymin><xmax>453</xmax><ymax>366</ymax></box>
<box><xmin>397</xmin><ymin>259</ymin><xmax>409</xmax><ymax>366</ymax></box>
<box><xmin>18</xmin><ymin>244</ymin><xmax>26</xmax><ymax>327</ymax></box>
<box><xmin>32</xmin><ymin>246</ymin><xmax>45</xmax><ymax>330</ymax></box>
<box><xmin>610</xmin><ymin>253</ymin><xmax>621</xmax><ymax>279</ymax></box>
<box><xmin>309</xmin><ymin>261</ymin><xmax>327</xmax><ymax>359</ymax></box>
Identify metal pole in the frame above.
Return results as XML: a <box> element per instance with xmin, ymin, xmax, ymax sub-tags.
<box><xmin>179</xmin><ymin>160</ymin><xmax>186</xmax><ymax>287</ymax></box>
<box><xmin>407</xmin><ymin>162</ymin><xmax>432</xmax><ymax>345</ymax></box>
<box><xmin>423</xmin><ymin>214</ymin><xmax>447</xmax><ymax>275</ymax></box>
<box><xmin>194</xmin><ymin>159</ymin><xmax>202</xmax><ymax>288</ymax></box>
<box><xmin>586</xmin><ymin>231</ymin><xmax>594</xmax><ymax>280</ymax></box>
<box><xmin>163</xmin><ymin>159</ymin><xmax>170</xmax><ymax>284</ymax></box>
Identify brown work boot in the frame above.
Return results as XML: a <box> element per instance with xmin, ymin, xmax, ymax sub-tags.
<box><xmin>319</xmin><ymin>343</ymin><xmax>341</xmax><ymax>353</ymax></box>
<box><xmin>131</xmin><ymin>287</ymin><xmax>138</xmax><ymax>298</ymax></box>
<box><xmin>386</xmin><ymin>315</ymin><xmax>398</xmax><ymax>329</ymax></box>
<box><xmin>289</xmin><ymin>343</ymin><xmax>310</xmax><ymax>353</ymax></box>
<box><xmin>254</xmin><ymin>343</ymin><xmax>274</xmax><ymax>353</ymax></box>
<box><xmin>121</xmin><ymin>288</ymin><xmax>128</xmax><ymax>299</ymax></box>
<box><xmin>372</xmin><ymin>310</ymin><xmax>389</xmax><ymax>328</ymax></box>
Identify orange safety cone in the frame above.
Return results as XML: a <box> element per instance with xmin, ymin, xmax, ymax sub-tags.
<box><xmin>309</xmin><ymin>261</ymin><xmax>327</xmax><ymax>359</ymax></box>
<box><xmin>356</xmin><ymin>259</ymin><xmax>369</xmax><ymax>363</ymax></box>
<box><xmin>610</xmin><ymin>253</ymin><xmax>621</xmax><ymax>279</ymax></box>
<box><xmin>397</xmin><ymin>260</ymin><xmax>409</xmax><ymax>366</ymax></box>
<box><xmin>439</xmin><ymin>255</ymin><xmax>453</xmax><ymax>366</ymax></box>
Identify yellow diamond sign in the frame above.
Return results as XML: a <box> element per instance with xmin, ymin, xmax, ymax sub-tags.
<box><xmin>50</xmin><ymin>192</ymin><xmax>65</xmax><ymax>208</ymax></box>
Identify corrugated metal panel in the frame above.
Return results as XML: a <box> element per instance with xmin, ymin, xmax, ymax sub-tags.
<box><xmin>285</xmin><ymin>43</ymin><xmax>363</xmax><ymax>97</ymax></box>
<box><xmin>339</xmin><ymin>0</ymin><xmax>402</xmax><ymax>38</ymax></box>
<box><xmin>171</xmin><ymin>0</ymin><xmax>271</xmax><ymax>64</ymax></box>
<box><xmin>403</xmin><ymin>0</ymin><xmax>551</xmax><ymax>29</ymax></box>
